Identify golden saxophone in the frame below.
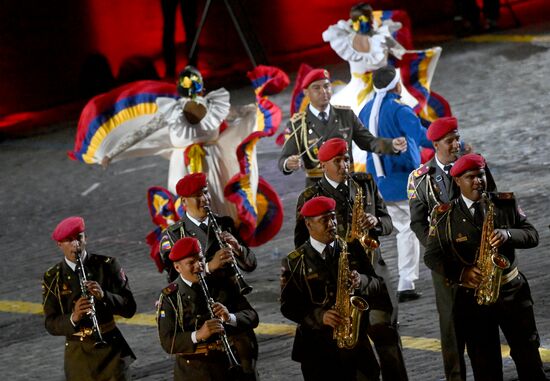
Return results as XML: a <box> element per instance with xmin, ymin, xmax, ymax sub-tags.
<box><xmin>475</xmin><ymin>192</ymin><xmax>510</xmax><ymax>305</ymax></box>
<box><xmin>347</xmin><ymin>178</ymin><xmax>379</xmax><ymax>252</ymax></box>
<box><xmin>333</xmin><ymin>235</ymin><xmax>369</xmax><ymax>349</ymax></box>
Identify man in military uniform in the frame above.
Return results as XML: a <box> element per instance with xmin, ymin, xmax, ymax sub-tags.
<box><xmin>294</xmin><ymin>138</ymin><xmax>408</xmax><ymax>381</ymax></box>
<box><xmin>159</xmin><ymin>172</ymin><xmax>256</xmax><ymax>285</ymax></box>
<box><xmin>278</xmin><ymin>67</ymin><xmax>408</xmax><ymax>187</ymax></box>
<box><xmin>157</xmin><ymin>237</ymin><xmax>259</xmax><ymax>380</ymax></box>
<box><xmin>42</xmin><ymin>216</ymin><xmax>136</xmax><ymax>381</ymax></box>
<box><xmin>281</xmin><ymin>196</ymin><xmax>393</xmax><ymax>381</ymax></box>
<box><xmin>425</xmin><ymin>153</ymin><xmax>547</xmax><ymax>381</ymax></box>
<box><xmin>407</xmin><ymin>117</ymin><xmax>497</xmax><ymax>381</ymax></box>
<box><xmin>358</xmin><ymin>65</ymin><xmax>432</xmax><ymax>303</ymax></box>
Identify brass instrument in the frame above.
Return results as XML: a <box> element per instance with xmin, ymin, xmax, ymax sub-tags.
<box><xmin>475</xmin><ymin>192</ymin><xmax>510</xmax><ymax>305</ymax></box>
<box><xmin>347</xmin><ymin>178</ymin><xmax>379</xmax><ymax>251</ymax></box>
<box><xmin>333</xmin><ymin>235</ymin><xmax>369</xmax><ymax>349</ymax></box>
<box><xmin>197</xmin><ymin>273</ymin><xmax>241</xmax><ymax>371</ymax></box>
<box><xmin>75</xmin><ymin>248</ymin><xmax>108</xmax><ymax>348</ymax></box>
<box><xmin>203</xmin><ymin>205</ymin><xmax>252</xmax><ymax>295</ymax></box>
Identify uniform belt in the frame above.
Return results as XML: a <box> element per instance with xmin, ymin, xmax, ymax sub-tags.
<box><xmin>305</xmin><ymin>168</ymin><xmax>323</xmax><ymax>178</ymax></box>
<box><xmin>178</xmin><ymin>339</ymin><xmax>233</xmax><ymax>358</ymax></box>
<box><xmin>72</xmin><ymin>320</ymin><xmax>116</xmax><ymax>338</ymax></box>
<box><xmin>501</xmin><ymin>267</ymin><xmax>519</xmax><ymax>285</ymax></box>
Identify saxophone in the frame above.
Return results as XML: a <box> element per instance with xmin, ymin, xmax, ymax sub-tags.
<box><xmin>348</xmin><ymin>179</ymin><xmax>379</xmax><ymax>252</ymax></box>
<box><xmin>475</xmin><ymin>192</ymin><xmax>511</xmax><ymax>305</ymax></box>
<box><xmin>333</xmin><ymin>235</ymin><xmax>369</xmax><ymax>349</ymax></box>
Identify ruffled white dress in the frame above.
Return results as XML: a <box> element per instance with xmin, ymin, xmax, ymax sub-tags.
<box><xmin>105</xmin><ymin>88</ymin><xmax>255</xmax><ymax>218</ymax></box>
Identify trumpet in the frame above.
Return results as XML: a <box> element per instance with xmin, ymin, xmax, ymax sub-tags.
<box><xmin>197</xmin><ymin>273</ymin><xmax>241</xmax><ymax>371</ymax></box>
<box><xmin>75</xmin><ymin>248</ymin><xmax>107</xmax><ymax>348</ymax></box>
<box><xmin>203</xmin><ymin>205</ymin><xmax>253</xmax><ymax>295</ymax></box>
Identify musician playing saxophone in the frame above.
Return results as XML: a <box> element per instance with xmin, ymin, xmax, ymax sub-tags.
<box><xmin>42</xmin><ymin>216</ymin><xmax>136</xmax><ymax>380</ymax></box>
<box><xmin>159</xmin><ymin>172</ymin><xmax>257</xmax><ymax>283</ymax></box>
<box><xmin>294</xmin><ymin>138</ymin><xmax>408</xmax><ymax>380</ymax></box>
<box><xmin>157</xmin><ymin>237</ymin><xmax>259</xmax><ymax>380</ymax></box>
<box><xmin>425</xmin><ymin>153</ymin><xmax>546</xmax><ymax>380</ymax></box>
<box><xmin>281</xmin><ymin>196</ymin><xmax>392</xmax><ymax>381</ymax></box>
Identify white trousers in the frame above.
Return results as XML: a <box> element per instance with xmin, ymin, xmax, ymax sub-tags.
<box><xmin>386</xmin><ymin>200</ymin><xmax>420</xmax><ymax>292</ymax></box>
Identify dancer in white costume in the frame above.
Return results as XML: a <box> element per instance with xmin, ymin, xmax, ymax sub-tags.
<box><xmin>101</xmin><ymin>66</ymin><xmax>256</xmax><ymax>219</ymax></box>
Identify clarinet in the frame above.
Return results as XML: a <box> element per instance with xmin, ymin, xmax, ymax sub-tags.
<box><xmin>75</xmin><ymin>250</ymin><xmax>108</xmax><ymax>348</ymax></box>
<box><xmin>197</xmin><ymin>273</ymin><xmax>241</xmax><ymax>370</ymax></box>
<box><xmin>203</xmin><ymin>205</ymin><xmax>253</xmax><ymax>295</ymax></box>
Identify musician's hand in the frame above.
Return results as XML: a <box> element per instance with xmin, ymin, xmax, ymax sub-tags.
<box><xmin>208</xmin><ymin>248</ymin><xmax>235</xmax><ymax>272</ymax></box>
<box><xmin>84</xmin><ymin>280</ymin><xmax>104</xmax><ymax>301</ymax></box>
<box><xmin>196</xmin><ymin>318</ymin><xmax>225</xmax><ymax>342</ymax></box>
<box><xmin>285</xmin><ymin>155</ymin><xmax>302</xmax><ymax>171</ymax></box>
<box><xmin>211</xmin><ymin>302</ymin><xmax>230</xmax><ymax>323</ymax></box>
<box><xmin>490</xmin><ymin>229</ymin><xmax>509</xmax><ymax>248</ymax></box>
<box><xmin>361</xmin><ymin>213</ymin><xmax>379</xmax><ymax>230</ymax></box>
<box><xmin>460</xmin><ymin>266</ymin><xmax>483</xmax><ymax>288</ymax></box>
<box><xmin>72</xmin><ymin>297</ymin><xmax>93</xmax><ymax>323</ymax></box>
<box><xmin>350</xmin><ymin>270</ymin><xmax>362</xmax><ymax>290</ymax></box>
<box><xmin>322</xmin><ymin>309</ymin><xmax>344</xmax><ymax>329</ymax></box>
<box><xmin>219</xmin><ymin>231</ymin><xmax>242</xmax><ymax>257</ymax></box>
<box><xmin>392</xmin><ymin>137</ymin><xmax>407</xmax><ymax>153</ymax></box>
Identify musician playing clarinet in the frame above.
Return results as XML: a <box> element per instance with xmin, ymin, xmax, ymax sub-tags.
<box><xmin>42</xmin><ymin>216</ymin><xmax>136</xmax><ymax>380</ymax></box>
<box><xmin>160</xmin><ymin>172</ymin><xmax>257</xmax><ymax>285</ymax></box>
<box><xmin>157</xmin><ymin>237</ymin><xmax>259</xmax><ymax>380</ymax></box>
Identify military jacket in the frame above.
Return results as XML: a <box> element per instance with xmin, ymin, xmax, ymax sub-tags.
<box><xmin>42</xmin><ymin>253</ymin><xmax>136</xmax><ymax>380</ymax></box>
<box><xmin>280</xmin><ymin>240</ymin><xmax>391</xmax><ymax>363</ymax></box>
<box><xmin>278</xmin><ymin>105</ymin><xmax>395</xmax><ymax>179</ymax></box>
<box><xmin>160</xmin><ymin>213</ymin><xmax>257</xmax><ymax>282</ymax></box>
<box><xmin>294</xmin><ymin>173</ymin><xmax>392</xmax><ymax>249</ymax></box>
<box><xmin>424</xmin><ymin>192</ymin><xmax>538</xmax><ymax>284</ymax></box>
<box><xmin>408</xmin><ymin>158</ymin><xmax>497</xmax><ymax>247</ymax></box>
<box><xmin>157</xmin><ymin>275</ymin><xmax>259</xmax><ymax>379</ymax></box>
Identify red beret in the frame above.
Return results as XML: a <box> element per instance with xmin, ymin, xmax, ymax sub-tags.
<box><xmin>427</xmin><ymin>117</ymin><xmax>458</xmax><ymax>142</ymax></box>
<box><xmin>300</xmin><ymin>196</ymin><xmax>336</xmax><ymax>217</ymax></box>
<box><xmin>176</xmin><ymin>172</ymin><xmax>207</xmax><ymax>197</ymax></box>
<box><xmin>450</xmin><ymin>153</ymin><xmax>486</xmax><ymax>177</ymax></box>
<box><xmin>318</xmin><ymin>138</ymin><xmax>348</xmax><ymax>162</ymax></box>
<box><xmin>51</xmin><ymin>216</ymin><xmax>85</xmax><ymax>241</ymax></box>
<box><xmin>302</xmin><ymin>68</ymin><xmax>330</xmax><ymax>90</ymax></box>
<box><xmin>169</xmin><ymin>237</ymin><xmax>201</xmax><ymax>262</ymax></box>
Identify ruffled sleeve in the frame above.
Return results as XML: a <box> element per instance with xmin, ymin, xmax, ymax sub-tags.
<box><xmin>322</xmin><ymin>20</ymin><xmax>405</xmax><ymax>65</ymax></box>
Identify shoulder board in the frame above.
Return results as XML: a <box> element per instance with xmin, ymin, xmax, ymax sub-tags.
<box><xmin>287</xmin><ymin>247</ymin><xmax>305</xmax><ymax>261</ymax></box>
<box><xmin>332</xmin><ymin>104</ymin><xmax>351</xmax><ymax>110</ymax></box>
<box><xmin>166</xmin><ymin>220</ymin><xmax>185</xmax><ymax>233</ymax></box>
<box><xmin>162</xmin><ymin>282</ymin><xmax>178</xmax><ymax>295</ymax></box>
<box><xmin>44</xmin><ymin>264</ymin><xmax>60</xmax><ymax>278</ymax></box>
<box><xmin>290</xmin><ymin>111</ymin><xmax>305</xmax><ymax>123</ymax></box>
<box><xmin>351</xmin><ymin>172</ymin><xmax>372</xmax><ymax>182</ymax></box>
<box><xmin>412</xmin><ymin>163</ymin><xmax>430</xmax><ymax>178</ymax></box>
<box><xmin>434</xmin><ymin>202</ymin><xmax>452</xmax><ymax>214</ymax></box>
<box><xmin>494</xmin><ymin>192</ymin><xmax>515</xmax><ymax>200</ymax></box>
<box><xmin>302</xmin><ymin>185</ymin><xmax>318</xmax><ymax>200</ymax></box>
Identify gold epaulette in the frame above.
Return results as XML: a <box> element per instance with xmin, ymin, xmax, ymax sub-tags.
<box><xmin>287</xmin><ymin>247</ymin><xmax>304</xmax><ymax>261</ymax></box>
<box><xmin>412</xmin><ymin>163</ymin><xmax>430</xmax><ymax>178</ymax></box>
<box><xmin>162</xmin><ymin>282</ymin><xmax>178</xmax><ymax>295</ymax></box>
<box><xmin>44</xmin><ymin>264</ymin><xmax>60</xmax><ymax>278</ymax></box>
<box><xmin>352</xmin><ymin>172</ymin><xmax>373</xmax><ymax>182</ymax></box>
<box><xmin>495</xmin><ymin>192</ymin><xmax>515</xmax><ymax>200</ymax></box>
<box><xmin>290</xmin><ymin>111</ymin><xmax>305</xmax><ymax>123</ymax></box>
<box><xmin>302</xmin><ymin>185</ymin><xmax>318</xmax><ymax>201</ymax></box>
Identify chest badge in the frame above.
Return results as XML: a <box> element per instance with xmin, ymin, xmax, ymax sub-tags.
<box><xmin>455</xmin><ymin>233</ymin><xmax>468</xmax><ymax>243</ymax></box>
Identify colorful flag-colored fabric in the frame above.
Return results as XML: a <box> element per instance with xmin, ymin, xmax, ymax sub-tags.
<box><xmin>68</xmin><ymin>80</ymin><xmax>178</xmax><ymax>163</ymax></box>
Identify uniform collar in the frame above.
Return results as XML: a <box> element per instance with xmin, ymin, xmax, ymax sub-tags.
<box><xmin>64</xmin><ymin>250</ymin><xmax>87</xmax><ymax>271</ymax></box>
<box><xmin>309</xmin><ymin>237</ymin><xmax>334</xmax><ymax>258</ymax></box>
<box><xmin>308</xmin><ymin>103</ymin><xmax>331</xmax><ymax>119</ymax></box>
<box><xmin>324</xmin><ymin>174</ymin><xmax>347</xmax><ymax>189</ymax></box>
<box><xmin>185</xmin><ymin>213</ymin><xmax>209</xmax><ymax>228</ymax></box>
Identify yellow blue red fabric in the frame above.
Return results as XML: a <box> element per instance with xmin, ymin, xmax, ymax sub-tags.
<box><xmin>68</xmin><ymin>81</ymin><xmax>178</xmax><ymax>163</ymax></box>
